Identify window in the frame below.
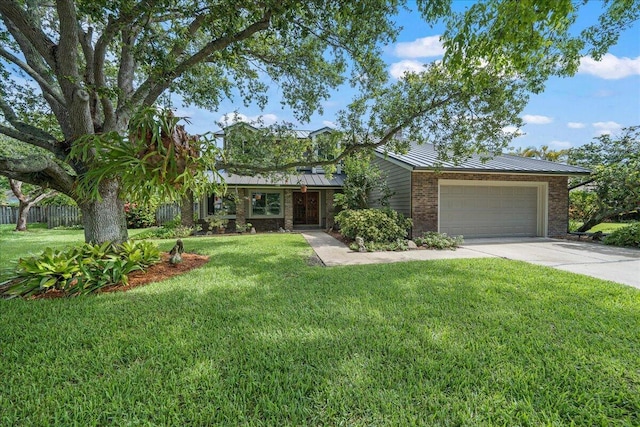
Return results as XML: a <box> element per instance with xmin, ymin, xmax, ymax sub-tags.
<box><xmin>251</xmin><ymin>191</ymin><xmax>282</xmax><ymax>216</ymax></box>
<box><xmin>207</xmin><ymin>194</ymin><xmax>236</xmax><ymax>216</ymax></box>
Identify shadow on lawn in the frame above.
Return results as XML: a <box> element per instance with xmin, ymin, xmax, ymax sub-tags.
<box><xmin>2</xmin><ymin>236</ymin><xmax>639</xmax><ymax>424</ymax></box>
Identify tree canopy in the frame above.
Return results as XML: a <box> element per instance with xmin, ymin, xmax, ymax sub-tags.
<box><xmin>1</xmin><ymin>0</ymin><xmax>638</xmax><ymax>243</ymax></box>
<box><xmin>568</xmin><ymin>126</ymin><xmax>640</xmax><ymax>232</ymax></box>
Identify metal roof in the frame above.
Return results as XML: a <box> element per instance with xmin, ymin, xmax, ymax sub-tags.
<box><xmin>376</xmin><ymin>143</ymin><xmax>591</xmax><ymax>175</ymax></box>
<box><xmin>217</xmin><ymin>171</ymin><xmax>345</xmax><ymax>188</ymax></box>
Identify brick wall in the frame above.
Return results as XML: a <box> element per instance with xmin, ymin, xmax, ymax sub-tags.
<box><xmin>284</xmin><ymin>189</ymin><xmax>293</xmax><ymax>231</ymax></box>
<box><xmin>411</xmin><ymin>172</ymin><xmax>569</xmax><ymax>237</ymax></box>
<box><xmin>235</xmin><ymin>188</ymin><xmax>246</xmax><ymax>227</ymax></box>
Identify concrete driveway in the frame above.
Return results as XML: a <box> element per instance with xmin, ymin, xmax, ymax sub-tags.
<box><xmin>461</xmin><ymin>238</ymin><xmax>640</xmax><ymax>289</ymax></box>
<box><xmin>302</xmin><ymin>232</ymin><xmax>640</xmax><ymax>289</ymax></box>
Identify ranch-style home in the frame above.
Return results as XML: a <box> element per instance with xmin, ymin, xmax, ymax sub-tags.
<box><xmin>200</xmin><ymin>124</ymin><xmax>590</xmax><ymax>238</ymax></box>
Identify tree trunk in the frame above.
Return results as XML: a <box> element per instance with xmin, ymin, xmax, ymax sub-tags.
<box><xmin>80</xmin><ymin>178</ymin><xmax>128</xmax><ymax>244</ymax></box>
<box><xmin>180</xmin><ymin>189</ymin><xmax>195</xmax><ymax>228</ymax></box>
<box><xmin>576</xmin><ymin>218</ymin><xmax>600</xmax><ymax>233</ymax></box>
<box><xmin>15</xmin><ymin>200</ymin><xmax>30</xmax><ymax>231</ymax></box>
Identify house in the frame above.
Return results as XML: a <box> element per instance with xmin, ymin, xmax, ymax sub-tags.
<box><xmin>373</xmin><ymin>143</ymin><xmax>591</xmax><ymax>238</ymax></box>
<box><xmin>201</xmin><ymin>123</ymin><xmax>590</xmax><ymax>237</ymax></box>
<box><xmin>199</xmin><ymin>124</ymin><xmax>345</xmax><ymax>232</ymax></box>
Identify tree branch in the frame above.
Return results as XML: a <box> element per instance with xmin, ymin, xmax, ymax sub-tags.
<box><xmin>0</xmin><ymin>154</ymin><xmax>74</xmax><ymax>194</ymax></box>
<box><xmin>0</xmin><ymin>97</ymin><xmax>65</xmax><ymax>158</ymax></box>
<box><xmin>8</xmin><ymin>179</ymin><xmax>26</xmax><ymax>203</ymax></box>
<box><xmin>0</xmin><ymin>1</ymin><xmax>58</xmax><ymax>69</ymax></box>
<box><xmin>1</xmin><ymin>13</ymin><xmax>73</xmax><ymax>137</ymax></box>
<box><xmin>216</xmin><ymin>86</ymin><xmax>463</xmax><ymax>174</ymax></box>
<box><xmin>127</xmin><ymin>9</ymin><xmax>273</xmax><ymax>112</ymax></box>
<box><xmin>55</xmin><ymin>0</ymin><xmax>94</xmax><ymax>138</ymax></box>
<box><xmin>0</xmin><ymin>47</ymin><xmax>66</xmax><ymax>106</ymax></box>
<box><xmin>168</xmin><ymin>14</ymin><xmax>207</xmax><ymax>58</ymax></box>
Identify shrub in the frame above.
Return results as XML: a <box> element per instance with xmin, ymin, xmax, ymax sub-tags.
<box><xmin>0</xmin><ymin>240</ymin><xmax>161</xmax><ymax>298</ymax></box>
<box><xmin>135</xmin><ymin>225</ymin><xmax>195</xmax><ymax>239</ymax></box>
<box><xmin>603</xmin><ymin>223</ymin><xmax>640</xmax><ymax>248</ymax></box>
<box><xmin>349</xmin><ymin>238</ymin><xmax>409</xmax><ymax>252</ymax></box>
<box><xmin>414</xmin><ymin>232</ymin><xmax>463</xmax><ymax>250</ymax></box>
<box><xmin>125</xmin><ymin>202</ymin><xmax>157</xmax><ymax>228</ymax></box>
<box><xmin>336</xmin><ymin>208</ymin><xmax>412</xmax><ymax>243</ymax></box>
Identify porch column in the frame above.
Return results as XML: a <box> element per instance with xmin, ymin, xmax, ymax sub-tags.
<box><xmin>284</xmin><ymin>189</ymin><xmax>293</xmax><ymax>231</ymax></box>
<box><xmin>236</xmin><ymin>188</ymin><xmax>246</xmax><ymax>227</ymax></box>
<box><xmin>325</xmin><ymin>189</ymin><xmax>335</xmax><ymax>229</ymax></box>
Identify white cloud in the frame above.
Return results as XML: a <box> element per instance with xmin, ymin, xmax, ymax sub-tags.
<box><xmin>592</xmin><ymin>121</ymin><xmax>622</xmax><ymax>135</ymax></box>
<box><xmin>550</xmin><ymin>140</ymin><xmax>573</xmax><ymax>149</ymax></box>
<box><xmin>394</xmin><ymin>36</ymin><xmax>444</xmax><ymax>58</ymax></box>
<box><xmin>502</xmin><ymin>125</ymin><xmax>524</xmax><ymax>136</ymax></box>
<box><xmin>522</xmin><ymin>114</ymin><xmax>553</xmax><ymax>125</ymax></box>
<box><xmin>567</xmin><ymin>122</ymin><xmax>585</xmax><ymax>129</ymax></box>
<box><xmin>218</xmin><ymin>112</ymin><xmax>278</xmax><ymax>126</ymax></box>
<box><xmin>389</xmin><ymin>60</ymin><xmax>426</xmax><ymax>79</ymax></box>
<box><xmin>322</xmin><ymin>120</ymin><xmax>336</xmax><ymax>128</ymax></box>
<box><xmin>578</xmin><ymin>53</ymin><xmax>640</xmax><ymax>79</ymax></box>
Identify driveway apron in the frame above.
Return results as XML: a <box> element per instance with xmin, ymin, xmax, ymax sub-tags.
<box><xmin>301</xmin><ymin>232</ymin><xmax>640</xmax><ymax>289</ymax></box>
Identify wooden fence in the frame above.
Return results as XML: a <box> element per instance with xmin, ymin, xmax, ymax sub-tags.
<box><xmin>0</xmin><ymin>206</ymin><xmax>46</xmax><ymax>225</ymax></box>
<box><xmin>0</xmin><ymin>203</ymin><xmax>198</xmax><ymax>228</ymax></box>
<box><xmin>156</xmin><ymin>203</ymin><xmax>200</xmax><ymax>225</ymax></box>
<box><xmin>46</xmin><ymin>205</ymin><xmax>82</xmax><ymax>228</ymax></box>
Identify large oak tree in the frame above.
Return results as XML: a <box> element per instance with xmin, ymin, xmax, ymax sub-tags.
<box><xmin>1</xmin><ymin>0</ymin><xmax>637</xmax><ymax>243</ymax></box>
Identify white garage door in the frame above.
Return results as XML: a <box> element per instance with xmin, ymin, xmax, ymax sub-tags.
<box><xmin>439</xmin><ymin>185</ymin><xmax>539</xmax><ymax>238</ymax></box>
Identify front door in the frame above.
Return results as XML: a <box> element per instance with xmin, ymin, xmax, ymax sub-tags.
<box><xmin>293</xmin><ymin>191</ymin><xmax>319</xmax><ymax>225</ymax></box>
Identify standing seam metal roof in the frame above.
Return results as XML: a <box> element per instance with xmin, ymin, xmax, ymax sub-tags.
<box><xmin>375</xmin><ymin>143</ymin><xmax>591</xmax><ymax>174</ymax></box>
<box><xmin>215</xmin><ymin>171</ymin><xmax>345</xmax><ymax>187</ymax></box>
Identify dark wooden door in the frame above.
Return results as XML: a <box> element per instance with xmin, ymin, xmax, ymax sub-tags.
<box><xmin>293</xmin><ymin>191</ymin><xmax>319</xmax><ymax>225</ymax></box>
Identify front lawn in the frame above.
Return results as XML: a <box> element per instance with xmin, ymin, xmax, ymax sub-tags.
<box><xmin>571</xmin><ymin>221</ymin><xmax>639</xmax><ymax>234</ymax></box>
<box><xmin>1</xmin><ymin>232</ymin><xmax>639</xmax><ymax>425</ymax></box>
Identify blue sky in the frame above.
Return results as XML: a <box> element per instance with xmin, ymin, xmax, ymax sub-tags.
<box><xmin>178</xmin><ymin>2</ymin><xmax>640</xmax><ymax>150</ymax></box>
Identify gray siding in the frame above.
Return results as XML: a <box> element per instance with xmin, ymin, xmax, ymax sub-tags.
<box><xmin>371</xmin><ymin>156</ymin><xmax>412</xmax><ymax>216</ymax></box>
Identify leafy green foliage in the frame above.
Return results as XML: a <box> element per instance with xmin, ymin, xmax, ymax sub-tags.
<box><xmin>569</xmin><ymin>190</ymin><xmax>599</xmax><ymax>223</ymax></box>
<box><xmin>69</xmin><ymin>108</ymin><xmax>224</xmax><ymax>205</ymax></box>
<box><xmin>414</xmin><ymin>232</ymin><xmax>464</xmax><ymax>249</ymax></box>
<box><xmin>439</xmin><ymin>0</ymin><xmax>640</xmax><ymax>93</ymax></box>
<box><xmin>334</xmin><ymin>151</ymin><xmax>393</xmax><ymax>210</ymax></box>
<box><xmin>118</xmin><ymin>240</ymin><xmax>161</xmax><ymax>267</ymax></box>
<box><xmin>134</xmin><ymin>225</ymin><xmax>195</xmax><ymax>240</ymax></box>
<box><xmin>508</xmin><ymin>145</ymin><xmax>568</xmax><ymax>162</ymax></box>
<box><xmin>0</xmin><ymin>241</ymin><xmax>161</xmax><ymax>298</ymax></box>
<box><xmin>125</xmin><ymin>202</ymin><xmax>158</xmax><ymax>229</ymax></box>
<box><xmin>336</xmin><ymin>208</ymin><xmax>412</xmax><ymax>243</ymax></box>
<box><xmin>569</xmin><ymin>126</ymin><xmax>640</xmax><ymax>232</ymax></box>
<box><xmin>603</xmin><ymin>223</ymin><xmax>640</xmax><ymax>248</ymax></box>
<box><xmin>350</xmin><ymin>238</ymin><xmax>410</xmax><ymax>252</ymax></box>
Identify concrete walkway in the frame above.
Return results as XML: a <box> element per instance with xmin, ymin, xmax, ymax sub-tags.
<box><xmin>301</xmin><ymin>231</ymin><xmax>640</xmax><ymax>289</ymax></box>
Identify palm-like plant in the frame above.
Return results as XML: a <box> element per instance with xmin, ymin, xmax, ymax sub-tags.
<box><xmin>70</xmin><ymin>108</ymin><xmax>223</xmax><ymax>205</ymax></box>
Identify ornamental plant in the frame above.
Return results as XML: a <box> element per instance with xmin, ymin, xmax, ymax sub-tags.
<box><xmin>0</xmin><ymin>241</ymin><xmax>160</xmax><ymax>298</ymax></box>
<box><xmin>336</xmin><ymin>208</ymin><xmax>412</xmax><ymax>244</ymax></box>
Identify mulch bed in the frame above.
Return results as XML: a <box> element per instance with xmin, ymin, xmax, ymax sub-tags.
<box><xmin>23</xmin><ymin>253</ymin><xmax>210</xmax><ymax>300</ymax></box>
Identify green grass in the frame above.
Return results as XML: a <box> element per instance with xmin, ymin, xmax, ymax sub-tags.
<box><xmin>0</xmin><ymin>223</ymin><xmax>150</xmax><ymax>261</ymax></box>
<box><xmin>569</xmin><ymin>221</ymin><xmax>639</xmax><ymax>234</ymax></box>
<box><xmin>1</xmin><ymin>230</ymin><xmax>639</xmax><ymax>425</ymax></box>
<box><xmin>589</xmin><ymin>222</ymin><xmax>637</xmax><ymax>233</ymax></box>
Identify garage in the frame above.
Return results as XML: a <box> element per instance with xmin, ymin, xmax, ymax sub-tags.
<box><xmin>439</xmin><ymin>183</ymin><xmax>541</xmax><ymax>238</ymax></box>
